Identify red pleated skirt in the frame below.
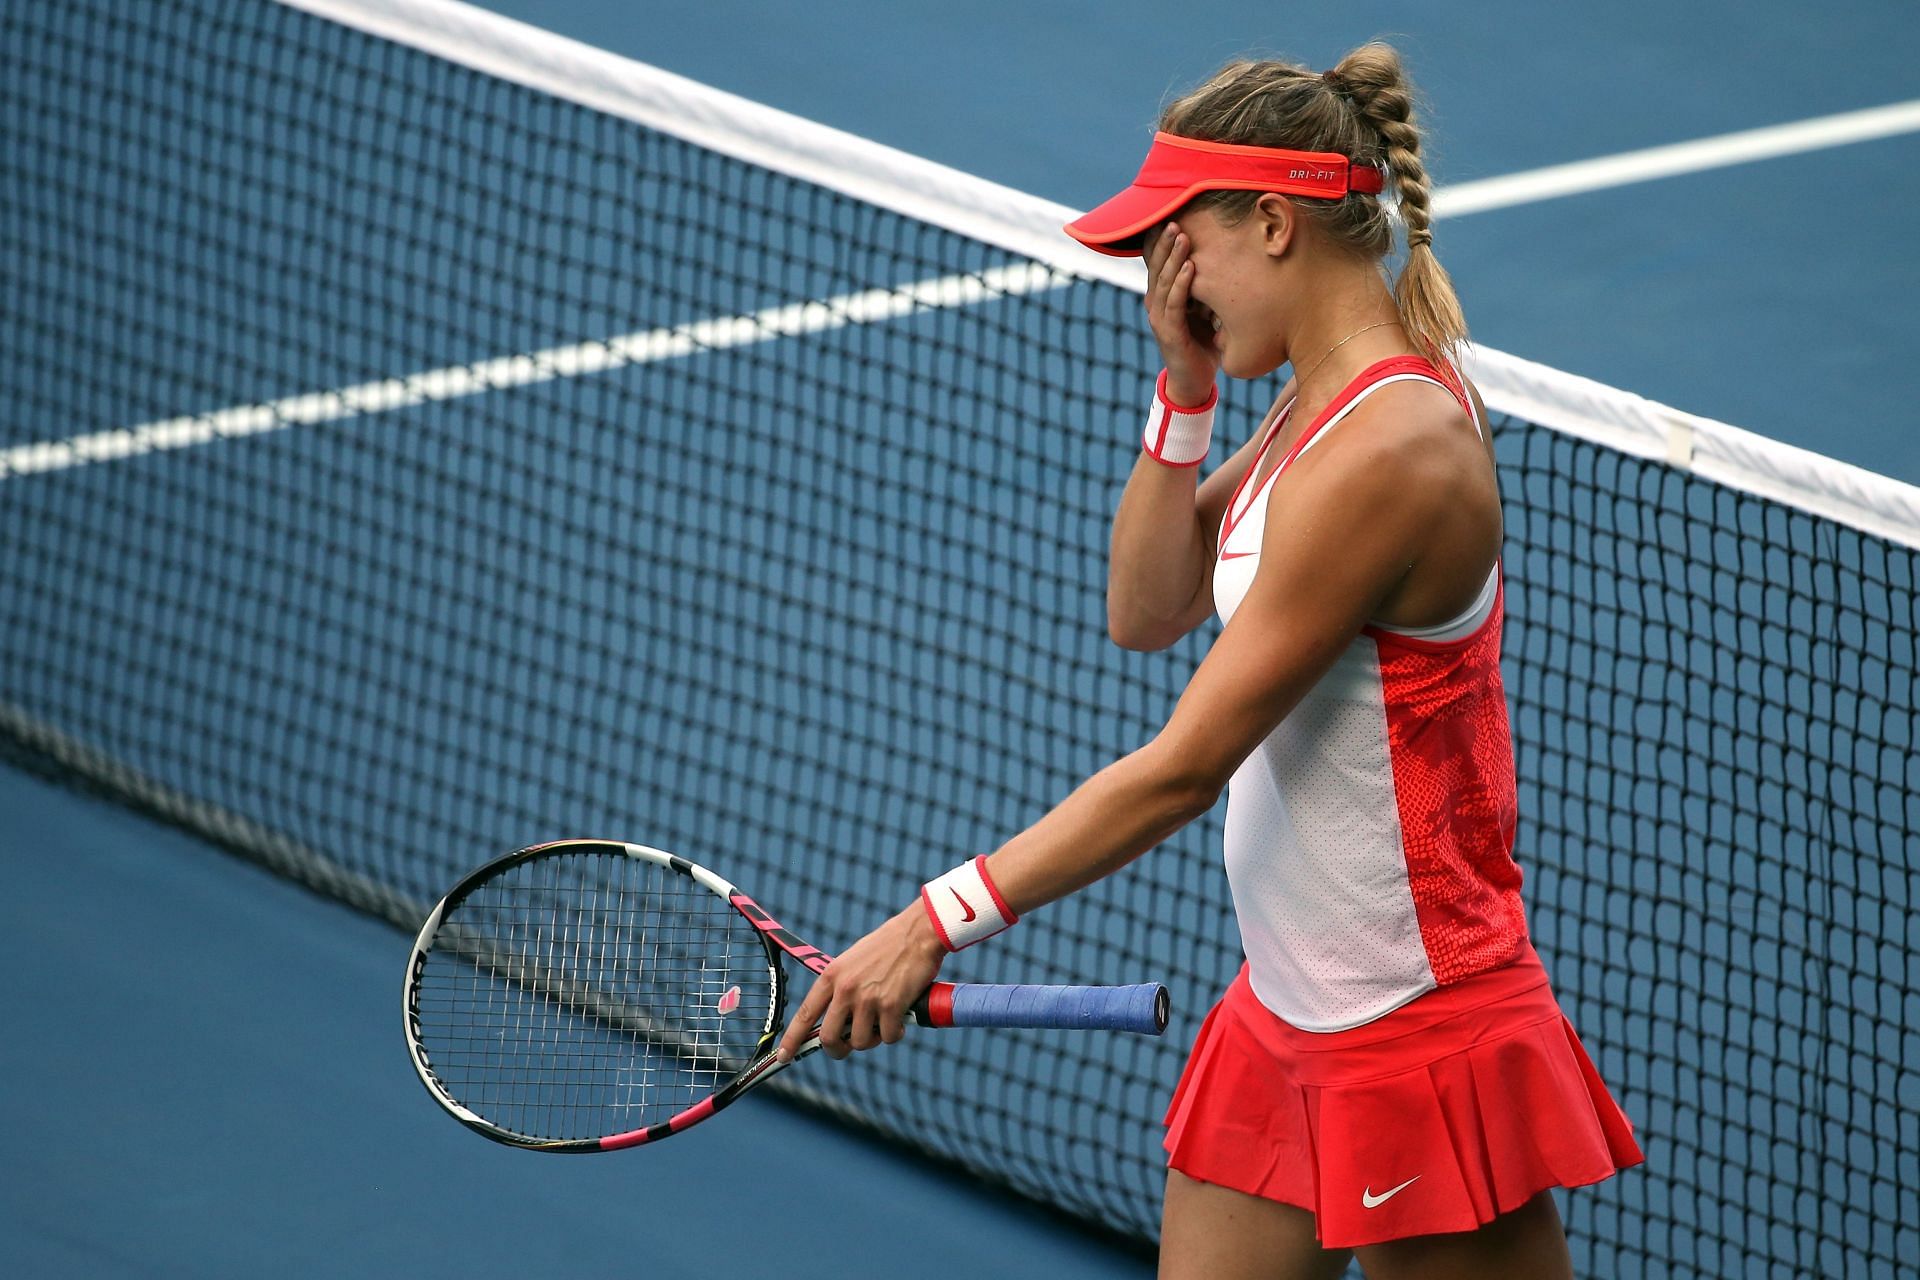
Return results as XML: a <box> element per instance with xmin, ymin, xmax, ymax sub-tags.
<box><xmin>1162</xmin><ymin>943</ymin><xmax>1643</xmax><ymax>1248</ymax></box>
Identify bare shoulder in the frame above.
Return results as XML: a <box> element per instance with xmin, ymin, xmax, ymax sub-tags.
<box><xmin>1278</xmin><ymin>372</ymin><xmax>1502</xmax><ymax>560</ymax></box>
<box><xmin>1293</xmin><ymin>375</ymin><xmax>1484</xmax><ymax>493</ymax></box>
<box><xmin>1245</xmin><ymin>368</ymin><xmax>1500</xmax><ymax>629</ymax></box>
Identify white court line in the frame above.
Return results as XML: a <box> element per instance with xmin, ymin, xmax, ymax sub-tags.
<box><xmin>1435</xmin><ymin>99</ymin><xmax>1920</xmax><ymax>218</ymax></box>
<box><xmin>8</xmin><ymin>80</ymin><xmax>1919</xmax><ymax>519</ymax></box>
<box><xmin>0</xmin><ymin>262</ymin><xmax>1058</xmax><ymax>479</ymax></box>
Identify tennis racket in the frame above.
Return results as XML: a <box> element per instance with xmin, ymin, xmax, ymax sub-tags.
<box><xmin>403</xmin><ymin>838</ymin><xmax>1169</xmax><ymax>1151</ymax></box>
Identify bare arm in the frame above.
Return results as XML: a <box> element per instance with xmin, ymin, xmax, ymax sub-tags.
<box><xmin>993</xmin><ymin>397</ymin><xmax>1461</xmax><ymax>908</ymax></box>
<box><xmin>778</xmin><ymin>392</ymin><xmax>1472</xmax><ymax>1060</ymax></box>
<box><xmin>1105</xmin><ymin>218</ymin><xmax>1250</xmax><ymax>652</ymax></box>
<box><xmin>1107</xmin><ymin>381</ymin><xmax>1292</xmax><ymax>650</ymax></box>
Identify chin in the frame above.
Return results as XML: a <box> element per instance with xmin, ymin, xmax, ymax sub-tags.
<box><xmin>1221</xmin><ymin>349</ymin><xmax>1284</xmax><ymax>381</ymax></box>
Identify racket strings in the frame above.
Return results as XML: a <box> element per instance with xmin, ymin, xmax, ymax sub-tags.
<box><xmin>412</xmin><ymin>850</ymin><xmax>775</xmax><ymax>1141</ymax></box>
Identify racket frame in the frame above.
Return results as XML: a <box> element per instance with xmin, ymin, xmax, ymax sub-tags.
<box><xmin>404</xmin><ymin>838</ymin><xmax>799</xmax><ymax>1152</ymax></box>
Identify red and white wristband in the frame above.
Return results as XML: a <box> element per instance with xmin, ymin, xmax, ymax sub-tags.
<box><xmin>920</xmin><ymin>855</ymin><xmax>1018</xmax><ymax>952</ymax></box>
<box><xmin>1141</xmin><ymin>370</ymin><xmax>1217</xmax><ymax>467</ymax></box>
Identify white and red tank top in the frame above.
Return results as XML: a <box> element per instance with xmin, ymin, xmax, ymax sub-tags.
<box><xmin>1212</xmin><ymin>355</ymin><xmax>1527</xmax><ymax>1032</ymax></box>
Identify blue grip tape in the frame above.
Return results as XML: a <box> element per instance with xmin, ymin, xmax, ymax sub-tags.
<box><xmin>943</xmin><ymin>982</ymin><xmax>1168</xmax><ymax>1034</ymax></box>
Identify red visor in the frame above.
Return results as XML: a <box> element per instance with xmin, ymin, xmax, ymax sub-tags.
<box><xmin>1064</xmin><ymin>132</ymin><xmax>1387</xmax><ymax>257</ymax></box>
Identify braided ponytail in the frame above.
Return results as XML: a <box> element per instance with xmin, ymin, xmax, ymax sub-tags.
<box><xmin>1327</xmin><ymin>43</ymin><xmax>1467</xmax><ymax>360</ymax></box>
<box><xmin>1159</xmin><ymin>42</ymin><xmax>1468</xmax><ymax>361</ymax></box>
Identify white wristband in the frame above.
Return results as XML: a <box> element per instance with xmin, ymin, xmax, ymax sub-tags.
<box><xmin>1141</xmin><ymin>370</ymin><xmax>1217</xmax><ymax>467</ymax></box>
<box><xmin>920</xmin><ymin>855</ymin><xmax>1018</xmax><ymax>952</ymax></box>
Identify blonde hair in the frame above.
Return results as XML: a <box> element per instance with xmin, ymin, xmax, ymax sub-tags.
<box><xmin>1159</xmin><ymin>43</ymin><xmax>1466</xmax><ymax>361</ymax></box>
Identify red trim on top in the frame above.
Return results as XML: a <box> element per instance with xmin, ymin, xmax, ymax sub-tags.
<box><xmin>972</xmin><ymin>855</ymin><xmax>1018</xmax><ymax>924</ymax></box>
<box><xmin>1215</xmin><ymin>402</ymin><xmax>1295</xmax><ymax>551</ymax></box>
<box><xmin>1285</xmin><ymin>355</ymin><xmax>1460</xmax><ymax>465</ymax></box>
<box><xmin>1216</xmin><ymin>355</ymin><xmax>1471</xmax><ymax>554</ymax></box>
<box><xmin>919</xmin><ymin>884</ymin><xmax>959</xmax><ymax>953</ymax></box>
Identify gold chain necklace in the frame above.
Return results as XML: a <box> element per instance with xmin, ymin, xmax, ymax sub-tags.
<box><xmin>1292</xmin><ymin>319</ymin><xmax>1402</xmax><ymax>393</ymax></box>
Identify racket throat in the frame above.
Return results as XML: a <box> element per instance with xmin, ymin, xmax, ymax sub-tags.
<box><xmin>731</xmin><ymin>892</ymin><xmax>833</xmax><ymax>974</ymax></box>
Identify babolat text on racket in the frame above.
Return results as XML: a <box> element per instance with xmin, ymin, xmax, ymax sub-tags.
<box><xmin>403</xmin><ymin>838</ymin><xmax>1169</xmax><ymax>1151</ymax></box>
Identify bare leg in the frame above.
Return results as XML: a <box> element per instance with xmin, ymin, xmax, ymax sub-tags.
<box><xmin>1159</xmin><ymin>1169</ymin><xmax>1354</xmax><ymax>1280</ymax></box>
<box><xmin>1353</xmin><ymin>1190</ymin><xmax>1573</xmax><ymax>1280</ymax></box>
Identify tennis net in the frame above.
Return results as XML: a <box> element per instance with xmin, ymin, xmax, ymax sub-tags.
<box><xmin>3</xmin><ymin>1</ymin><xmax>1915</xmax><ymax>1274</ymax></box>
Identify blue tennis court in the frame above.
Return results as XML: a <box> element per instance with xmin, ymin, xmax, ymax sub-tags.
<box><xmin>3</xmin><ymin>2</ymin><xmax>1915</xmax><ymax>1277</ymax></box>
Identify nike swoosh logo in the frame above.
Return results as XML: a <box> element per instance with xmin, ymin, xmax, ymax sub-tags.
<box><xmin>950</xmin><ymin>888</ymin><xmax>977</xmax><ymax>922</ymax></box>
<box><xmin>1219</xmin><ymin>550</ymin><xmax>1258</xmax><ymax>560</ymax></box>
<box><xmin>1362</xmin><ymin>1175</ymin><xmax>1420</xmax><ymax>1209</ymax></box>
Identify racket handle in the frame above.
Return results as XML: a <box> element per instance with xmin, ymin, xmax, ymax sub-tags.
<box><xmin>912</xmin><ymin>981</ymin><xmax>1169</xmax><ymax>1035</ymax></box>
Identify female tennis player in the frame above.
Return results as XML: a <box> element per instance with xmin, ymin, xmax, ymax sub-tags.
<box><xmin>777</xmin><ymin>43</ymin><xmax>1642</xmax><ymax>1278</ymax></box>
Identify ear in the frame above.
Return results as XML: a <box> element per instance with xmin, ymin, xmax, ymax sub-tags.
<box><xmin>1251</xmin><ymin>193</ymin><xmax>1297</xmax><ymax>258</ymax></box>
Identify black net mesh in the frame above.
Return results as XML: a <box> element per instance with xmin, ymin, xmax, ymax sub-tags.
<box><xmin>3</xmin><ymin>2</ymin><xmax>1915</xmax><ymax>1272</ymax></box>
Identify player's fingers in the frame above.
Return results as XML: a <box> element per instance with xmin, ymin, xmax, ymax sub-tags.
<box><xmin>1165</xmin><ymin>248</ymin><xmax>1194</xmax><ymax>316</ymax></box>
<box><xmin>1149</xmin><ymin>230</ymin><xmax>1187</xmax><ymax>317</ymax></box>
<box><xmin>878</xmin><ymin>1004</ymin><xmax>908</xmax><ymax>1046</ymax></box>
<box><xmin>1159</xmin><ymin>249</ymin><xmax>1199</xmax><ymax>345</ymax></box>
<box><xmin>1144</xmin><ymin>222</ymin><xmax>1176</xmax><ymax>296</ymax></box>
<box><xmin>848</xmin><ymin>999</ymin><xmax>883</xmax><ymax>1051</ymax></box>
<box><xmin>776</xmin><ymin>974</ymin><xmax>832</xmax><ymax>1062</ymax></box>
<box><xmin>816</xmin><ymin>998</ymin><xmax>855</xmax><ymax>1060</ymax></box>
